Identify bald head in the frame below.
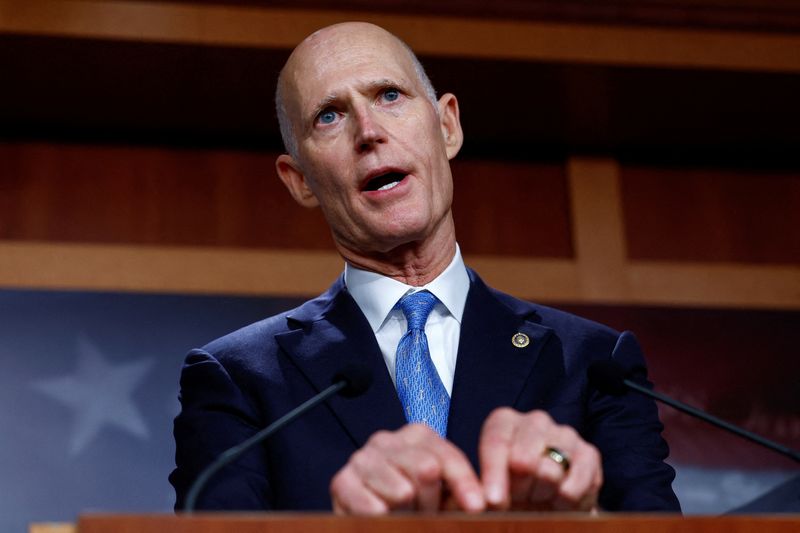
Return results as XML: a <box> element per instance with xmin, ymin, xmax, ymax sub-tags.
<box><xmin>275</xmin><ymin>22</ymin><xmax>437</xmax><ymax>159</ymax></box>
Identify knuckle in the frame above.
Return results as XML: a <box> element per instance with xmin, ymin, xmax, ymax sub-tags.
<box><xmin>586</xmin><ymin>443</ymin><xmax>601</xmax><ymax>464</ymax></box>
<box><xmin>330</xmin><ymin>470</ymin><xmax>346</xmax><ymax>493</ymax></box>
<box><xmin>367</xmin><ymin>430</ymin><xmax>394</xmax><ymax>448</ymax></box>
<box><xmin>413</xmin><ymin>454</ymin><xmax>442</xmax><ymax>480</ymax></box>
<box><xmin>404</xmin><ymin>422</ymin><xmax>435</xmax><ymax>441</ymax></box>
<box><xmin>350</xmin><ymin>448</ymin><xmax>374</xmax><ymax>471</ymax></box>
<box><xmin>330</xmin><ymin>467</ymin><xmax>360</xmax><ymax>501</ymax></box>
<box><xmin>574</xmin><ymin>441</ymin><xmax>601</xmax><ymax>469</ymax></box>
<box><xmin>484</xmin><ymin>407</ymin><xmax>515</xmax><ymax>431</ymax></box>
<box><xmin>390</xmin><ymin>481</ymin><xmax>417</xmax><ymax>505</ymax></box>
<box><xmin>558</xmin><ymin>425</ymin><xmax>579</xmax><ymax>442</ymax></box>
<box><xmin>491</xmin><ymin>406</ymin><xmax>518</xmax><ymax>423</ymax></box>
<box><xmin>480</xmin><ymin>431</ymin><xmax>510</xmax><ymax>450</ymax></box>
<box><xmin>526</xmin><ymin>410</ymin><xmax>553</xmax><ymax>429</ymax></box>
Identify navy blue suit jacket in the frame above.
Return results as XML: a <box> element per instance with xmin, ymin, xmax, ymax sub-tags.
<box><xmin>170</xmin><ymin>270</ymin><xmax>680</xmax><ymax>511</ymax></box>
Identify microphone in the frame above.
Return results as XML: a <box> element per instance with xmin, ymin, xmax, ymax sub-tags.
<box><xmin>588</xmin><ymin>360</ymin><xmax>800</xmax><ymax>464</ymax></box>
<box><xmin>183</xmin><ymin>363</ymin><xmax>373</xmax><ymax>512</ymax></box>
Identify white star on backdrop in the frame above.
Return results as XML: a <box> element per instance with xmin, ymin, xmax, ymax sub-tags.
<box><xmin>31</xmin><ymin>334</ymin><xmax>155</xmax><ymax>455</ymax></box>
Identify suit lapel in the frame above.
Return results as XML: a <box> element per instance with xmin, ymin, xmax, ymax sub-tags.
<box><xmin>447</xmin><ymin>271</ymin><xmax>554</xmax><ymax>470</ymax></box>
<box><xmin>275</xmin><ymin>277</ymin><xmax>406</xmax><ymax>448</ymax></box>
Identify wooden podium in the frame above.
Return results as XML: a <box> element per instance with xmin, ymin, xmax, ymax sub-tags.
<box><xmin>66</xmin><ymin>514</ymin><xmax>799</xmax><ymax>533</ymax></box>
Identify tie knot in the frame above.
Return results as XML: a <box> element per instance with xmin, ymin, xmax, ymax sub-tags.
<box><xmin>398</xmin><ymin>290</ymin><xmax>438</xmax><ymax>331</ymax></box>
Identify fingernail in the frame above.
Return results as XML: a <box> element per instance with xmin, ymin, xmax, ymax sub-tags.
<box><xmin>465</xmin><ymin>490</ymin><xmax>485</xmax><ymax>510</ymax></box>
<box><xmin>486</xmin><ymin>484</ymin><xmax>504</xmax><ymax>505</ymax></box>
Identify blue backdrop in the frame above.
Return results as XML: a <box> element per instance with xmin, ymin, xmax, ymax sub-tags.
<box><xmin>0</xmin><ymin>289</ymin><xmax>302</xmax><ymax>533</ymax></box>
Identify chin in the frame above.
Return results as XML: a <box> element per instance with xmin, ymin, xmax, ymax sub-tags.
<box><xmin>366</xmin><ymin>227</ymin><xmax>434</xmax><ymax>254</ymax></box>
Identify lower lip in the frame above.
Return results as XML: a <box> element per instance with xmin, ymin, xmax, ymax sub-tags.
<box><xmin>362</xmin><ymin>174</ymin><xmax>411</xmax><ymax>199</ymax></box>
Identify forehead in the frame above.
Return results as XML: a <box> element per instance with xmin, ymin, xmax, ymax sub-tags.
<box><xmin>285</xmin><ymin>27</ymin><xmax>418</xmax><ymax>111</ymax></box>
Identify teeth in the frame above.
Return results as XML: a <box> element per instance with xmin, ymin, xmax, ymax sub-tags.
<box><xmin>377</xmin><ymin>181</ymin><xmax>400</xmax><ymax>191</ymax></box>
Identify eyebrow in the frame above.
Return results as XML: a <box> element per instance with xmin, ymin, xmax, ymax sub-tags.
<box><xmin>366</xmin><ymin>78</ymin><xmax>402</xmax><ymax>91</ymax></box>
<box><xmin>309</xmin><ymin>94</ymin><xmax>338</xmax><ymax>122</ymax></box>
<box><xmin>308</xmin><ymin>78</ymin><xmax>409</xmax><ymax>122</ymax></box>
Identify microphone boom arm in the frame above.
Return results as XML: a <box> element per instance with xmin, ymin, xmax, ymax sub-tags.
<box><xmin>624</xmin><ymin>378</ymin><xmax>800</xmax><ymax>464</ymax></box>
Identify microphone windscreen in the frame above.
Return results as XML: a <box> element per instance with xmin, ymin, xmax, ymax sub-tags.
<box><xmin>333</xmin><ymin>363</ymin><xmax>373</xmax><ymax>398</ymax></box>
<box><xmin>588</xmin><ymin>360</ymin><xmax>629</xmax><ymax>396</ymax></box>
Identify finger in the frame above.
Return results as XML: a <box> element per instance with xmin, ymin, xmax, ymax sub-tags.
<box><xmin>396</xmin><ymin>424</ymin><xmax>484</xmax><ymax>512</ymax></box>
<box><xmin>479</xmin><ymin>407</ymin><xmax>519</xmax><ymax>509</ymax></box>
<box><xmin>387</xmin><ymin>424</ymin><xmax>481</xmax><ymax>512</ymax></box>
<box><xmin>506</xmin><ymin>411</ymin><xmax>555</xmax><ymax>505</ymax></box>
<box><xmin>349</xmin><ymin>442</ymin><xmax>417</xmax><ymax>508</ymax></box>
<box><xmin>386</xmin><ymin>428</ymin><xmax>444</xmax><ymax>512</ymax></box>
<box><xmin>553</xmin><ymin>442</ymin><xmax>602</xmax><ymax>511</ymax></box>
<box><xmin>330</xmin><ymin>465</ymin><xmax>390</xmax><ymax>515</ymax></box>
<box><xmin>508</xmin><ymin>410</ymin><xmax>553</xmax><ymax>474</ymax></box>
<box><xmin>529</xmin><ymin>424</ymin><xmax>583</xmax><ymax>506</ymax></box>
<box><xmin>329</xmin><ymin>425</ymin><xmax>472</xmax><ymax>515</ymax></box>
<box><xmin>431</xmin><ymin>435</ymin><xmax>485</xmax><ymax>512</ymax></box>
<box><xmin>528</xmin><ymin>450</ymin><xmax>566</xmax><ymax>504</ymax></box>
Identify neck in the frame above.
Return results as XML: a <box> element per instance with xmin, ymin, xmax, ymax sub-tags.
<box><xmin>338</xmin><ymin>220</ymin><xmax>457</xmax><ymax>287</ymax></box>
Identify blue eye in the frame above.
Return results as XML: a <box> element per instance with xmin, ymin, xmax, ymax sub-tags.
<box><xmin>318</xmin><ymin>110</ymin><xmax>337</xmax><ymax>125</ymax></box>
<box><xmin>383</xmin><ymin>89</ymin><xmax>400</xmax><ymax>102</ymax></box>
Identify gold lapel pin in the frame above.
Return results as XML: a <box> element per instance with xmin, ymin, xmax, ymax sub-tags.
<box><xmin>511</xmin><ymin>332</ymin><xmax>530</xmax><ymax>348</ymax></box>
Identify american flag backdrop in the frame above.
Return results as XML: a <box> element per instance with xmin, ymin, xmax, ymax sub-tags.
<box><xmin>1</xmin><ymin>289</ymin><xmax>797</xmax><ymax>532</ymax></box>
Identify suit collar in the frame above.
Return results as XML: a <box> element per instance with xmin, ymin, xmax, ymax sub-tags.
<box><xmin>275</xmin><ymin>276</ymin><xmax>406</xmax><ymax>448</ymax></box>
<box><xmin>447</xmin><ymin>269</ymin><xmax>554</xmax><ymax>468</ymax></box>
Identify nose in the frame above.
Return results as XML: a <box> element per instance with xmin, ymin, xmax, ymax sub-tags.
<box><xmin>352</xmin><ymin>105</ymin><xmax>387</xmax><ymax>154</ymax></box>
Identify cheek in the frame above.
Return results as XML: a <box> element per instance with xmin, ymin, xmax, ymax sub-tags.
<box><xmin>303</xmin><ymin>154</ymin><xmax>353</xmax><ymax>195</ymax></box>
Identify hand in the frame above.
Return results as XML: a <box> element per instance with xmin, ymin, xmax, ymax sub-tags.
<box><xmin>479</xmin><ymin>408</ymin><xmax>602</xmax><ymax>512</ymax></box>
<box><xmin>330</xmin><ymin>423</ymin><xmax>486</xmax><ymax>515</ymax></box>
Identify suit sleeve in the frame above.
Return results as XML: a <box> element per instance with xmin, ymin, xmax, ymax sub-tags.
<box><xmin>587</xmin><ymin>331</ymin><xmax>682</xmax><ymax>512</ymax></box>
<box><xmin>169</xmin><ymin>348</ymin><xmax>272</xmax><ymax>511</ymax></box>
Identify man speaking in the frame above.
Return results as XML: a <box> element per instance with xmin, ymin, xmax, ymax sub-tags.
<box><xmin>170</xmin><ymin>22</ymin><xmax>680</xmax><ymax>514</ymax></box>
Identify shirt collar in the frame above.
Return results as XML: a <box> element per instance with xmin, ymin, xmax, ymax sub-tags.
<box><xmin>344</xmin><ymin>245</ymin><xmax>470</xmax><ymax>333</ymax></box>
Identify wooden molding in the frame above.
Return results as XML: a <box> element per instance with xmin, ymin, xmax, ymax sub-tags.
<box><xmin>0</xmin><ymin>241</ymin><xmax>344</xmax><ymax>297</ymax></box>
<box><xmin>28</xmin><ymin>524</ymin><xmax>74</xmax><ymax>533</ymax></box>
<box><xmin>568</xmin><ymin>157</ymin><xmax>629</xmax><ymax>301</ymax></box>
<box><xmin>628</xmin><ymin>261</ymin><xmax>800</xmax><ymax>310</ymax></box>
<box><xmin>1</xmin><ymin>1</ymin><xmax>799</xmax><ymax>72</ymax></box>
<box><xmin>1</xmin><ymin>241</ymin><xmax>797</xmax><ymax>309</ymax></box>
<box><xmin>563</xmin><ymin>155</ymin><xmax>800</xmax><ymax>309</ymax></box>
<box><xmin>462</xmin><ymin>256</ymin><xmax>581</xmax><ymax>302</ymax></box>
<box><xmin>0</xmin><ymin>240</ymin><xmax>579</xmax><ymax>300</ymax></box>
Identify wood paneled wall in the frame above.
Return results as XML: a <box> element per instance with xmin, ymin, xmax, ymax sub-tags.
<box><xmin>0</xmin><ymin>0</ymin><xmax>798</xmax><ymax>310</ymax></box>
<box><xmin>621</xmin><ymin>166</ymin><xmax>800</xmax><ymax>264</ymax></box>
<box><xmin>0</xmin><ymin>144</ymin><xmax>329</xmax><ymax>249</ymax></box>
<box><xmin>0</xmin><ymin>144</ymin><xmax>573</xmax><ymax>258</ymax></box>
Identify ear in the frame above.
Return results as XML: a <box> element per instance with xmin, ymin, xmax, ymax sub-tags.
<box><xmin>437</xmin><ymin>93</ymin><xmax>463</xmax><ymax>160</ymax></box>
<box><xmin>275</xmin><ymin>154</ymin><xmax>320</xmax><ymax>208</ymax></box>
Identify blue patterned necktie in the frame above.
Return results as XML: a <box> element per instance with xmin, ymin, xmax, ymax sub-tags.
<box><xmin>395</xmin><ymin>290</ymin><xmax>450</xmax><ymax>437</ymax></box>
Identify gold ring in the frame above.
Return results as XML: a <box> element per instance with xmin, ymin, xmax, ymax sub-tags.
<box><xmin>544</xmin><ymin>446</ymin><xmax>570</xmax><ymax>473</ymax></box>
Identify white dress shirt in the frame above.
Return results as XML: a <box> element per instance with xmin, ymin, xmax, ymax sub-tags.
<box><xmin>344</xmin><ymin>246</ymin><xmax>470</xmax><ymax>396</ymax></box>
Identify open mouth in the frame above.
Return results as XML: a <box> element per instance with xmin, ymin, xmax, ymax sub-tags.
<box><xmin>362</xmin><ymin>172</ymin><xmax>407</xmax><ymax>192</ymax></box>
